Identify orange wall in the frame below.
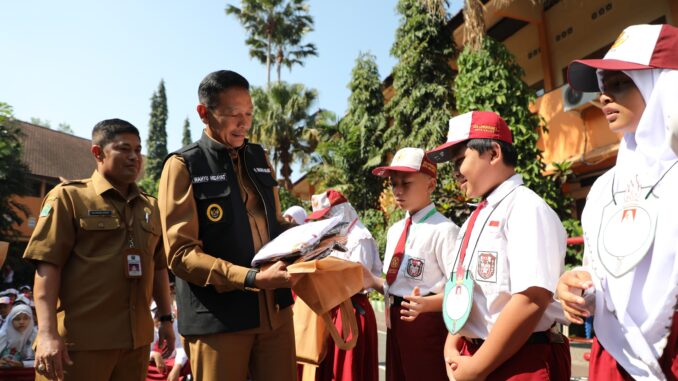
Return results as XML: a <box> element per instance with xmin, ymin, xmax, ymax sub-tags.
<box><xmin>11</xmin><ymin>195</ymin><xmax>43</xmax><ymax>241</ymax></box>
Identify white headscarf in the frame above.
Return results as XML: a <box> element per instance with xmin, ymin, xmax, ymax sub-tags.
<box><xmin>283</xmin><ymin>206</ymin><xmax>308</xmax><ymax>225</ymax></box>
<box><xmin>0</xmin><ymin>304</ymin><xmax>35</xmax><ymax>356</ymax></box>
<box><xmin>597</xmin><ymin>68</ymin><xmax>678</xmax><ymax>189</ymax></box>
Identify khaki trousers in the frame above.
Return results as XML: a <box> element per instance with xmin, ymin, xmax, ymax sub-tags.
<box><xmin>184</xmin><ymin>314</ymin><xmax>296</xmax><ymax>381</ymax></box>
<box><xmin>34</xmin><ymin>345</ymin><xmax>149</xmax><ymax>381</ymax></box>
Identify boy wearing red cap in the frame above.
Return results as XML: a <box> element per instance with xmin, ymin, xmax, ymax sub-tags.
<box><xmin>427</xmin><ymin>111</ymin><xmax>569</xmax><ymax>381</ymax></box>
<box><xmin>371</xmin><ymin>147</ymin><xmax>459</xmax><ymax>381</ymax></box>
<box><xmin>557</xmin><ymin>24</ymin><xmax>678</xmax><ymax>381</ymax></box>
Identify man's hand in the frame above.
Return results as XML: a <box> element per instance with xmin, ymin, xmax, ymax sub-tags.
<box><xmin>556</xmin><ymin>270</ymin><xmax>593</xmax><ymax>324</ymax></box>
<box><xmin>157</xmin><ymin>322</ymin><xmax>176</xmax><ymax>358</ymax></box>
<box><xmin>35</xmin><ymin>331</ymin><xmax>73</xmax><ymax>380</ymax></box>
<box><xmin>150</xmin><ymin>351</ymin><xmax>167</xmax><ymax>374</ymax></box>
<box><xmin>255</xmin><ymin>261</ymin><xmax>294</xmax><ymax>289</ymax></box>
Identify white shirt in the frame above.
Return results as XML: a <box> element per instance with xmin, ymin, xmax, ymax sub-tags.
<box><xmin>383</xmin><ymin>203</ymin><xmax>459</xmax><ymax>297</ymax></box>
<box><xmin>445</xmin><ymin>174</ymin><xmax>566</xmax><ymax>339</ymax></box>
<box><xmin>580</xmin><ymin>165</ymin><xmax>678</xmax><ymax>381</ymax></box>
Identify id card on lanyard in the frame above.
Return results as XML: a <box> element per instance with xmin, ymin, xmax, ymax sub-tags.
<box><xmin>116</xmin><ymin>202</ymin><xmax>143</xmax><ymax>279</ymax></box>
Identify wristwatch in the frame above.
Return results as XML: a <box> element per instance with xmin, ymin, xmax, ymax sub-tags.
<box><xmin>158</xmin><ymin>313</ymin><xmax>174</xmax><ymax>323</ymax></box>
<box><xmin>245</xmin><ymin>268</ymin><xmax>260</xmax><ymax>292</ymax></box>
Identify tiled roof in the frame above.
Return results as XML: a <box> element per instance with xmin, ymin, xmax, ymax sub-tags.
<box><xmin>14</xmin><ymin>120</ymin><xmax>95</xmax><ymax>181</ymax></box>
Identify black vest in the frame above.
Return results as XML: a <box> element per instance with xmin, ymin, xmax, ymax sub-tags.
<box><xmin>168</xmin><ymin>132</ymin><xmax>293</xmax><ymax>336</ymax></box>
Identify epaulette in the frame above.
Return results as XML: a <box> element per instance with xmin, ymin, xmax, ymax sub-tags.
<box><xmin>60</xmin><ymin>179</ymin><xmax>88</xmax><ymax>186</ymax></box>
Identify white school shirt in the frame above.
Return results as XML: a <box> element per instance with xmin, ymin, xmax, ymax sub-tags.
<box><xmin>580</xmin><ymin>165</ymin><xmax>678</xmax><ymax>381</ymax></box>
<box><xmin>445</xmin><ymin>174</ymin><xmax>567</xmax><ymax>339</ymax></box>
<box><xmin>383</xmin><ymin>203</ymin><xmax>459</xmax><ymax>297</ymax></box>
<box><xmin>330</xmin><ymin>223</ymin><xmax>383</xmax><ymax>277</ymax></box>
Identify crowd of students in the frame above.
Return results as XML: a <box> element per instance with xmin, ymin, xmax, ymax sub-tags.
<box><xmin>5</xmin><ymin>22</ymin><xmax>677</xmax><ymax>381</ymax></box>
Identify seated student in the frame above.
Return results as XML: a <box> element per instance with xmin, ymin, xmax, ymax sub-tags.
<box><xmin>427</xmin><ymin>111</ymin><xmax>570</xmax><ymax>381</ymax></box>
<box><xmin>305</xmin><ymin>190</ymin><xmax>382</xmax><ymax>381</ymax></box>
<box><xmin>0</xmin><ymin>298</ymin><xmax>10</xmax><ymax>330</ymax></box>
<box><xmin>148</xmin><ymin>302</ymin><xmax>189</xmax><ymax>381</ymax></box>
<box><xmin>371</xmin><ymin>147</ymin><xmax>459</xmax><ymax>381</ymax></box>
<box><xmin>557</xmin><ymin>24</ymin><xmax>678</xmax><ymax>381</ymax></box>
<box><xmin>0</xmin><ymin>304</ymin><xmax>37</xmax><ymax>368</ymax></box>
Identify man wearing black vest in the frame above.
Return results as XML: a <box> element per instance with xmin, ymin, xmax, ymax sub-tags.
<box><xmin>158</xmin><ymin>70</ymin><xmax>296</xmax><ymax>381</ymax></box>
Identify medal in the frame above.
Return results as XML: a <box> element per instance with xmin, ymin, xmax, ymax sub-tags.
<box><xmin>597</xmin><ymin>176</ymin><xmax>658</xmax><ymax>277</ymax></box>
<box><xmin>443</xmin><ymin>266</ymin><xmax>474</xmax><ymax>334</ymax></box>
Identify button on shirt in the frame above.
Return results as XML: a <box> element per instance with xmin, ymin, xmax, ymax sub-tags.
<box><xmin>23</xmin><ymin>170</ymin><xmax>166</xmax><ymax>351</ymax></box>
<box><xmin>383</xmin><ymin>203</ymin><xmax>459</xmax><ymax>297</ymax></box>
<box><xmin>445</xmin><ymin>174</ymin><xmax>566</xmax><ymax>339</ymax></box>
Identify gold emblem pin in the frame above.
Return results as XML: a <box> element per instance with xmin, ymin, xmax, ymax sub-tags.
<box><xmin>206</xmin><ymin>204</ymin><xmax>223</xmax><ymax>222</ymax></box>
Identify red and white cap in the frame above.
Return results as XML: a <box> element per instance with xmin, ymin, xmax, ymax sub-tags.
<box><xmin>568</xmin><ymin>24</ymin><xmax>678</xmax><ymax>92</ymax></box>
<box><xmin>427</xmin><ymin>111</ymin><xmax>513</xmax><ymax>163</ymax></box>
<box><xmin>306</xmin><ymin>189</ymin><xmax>348</xmax><ymax>221</ymax></box>
<box><xmin>372</xmin><ymin>147</ymin><xmax>437</xmax><ymax>178</ymax></box>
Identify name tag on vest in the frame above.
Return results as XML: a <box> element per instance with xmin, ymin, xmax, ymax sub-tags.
<box><xmin>193</xmin><ymin>173</ymin><xmax>227</xmax><ymax>184</ymax></box>
<box><xmin>253</xmin><ymin>167</ymin><xmax>271</xmax><ymax>174</ymax></box>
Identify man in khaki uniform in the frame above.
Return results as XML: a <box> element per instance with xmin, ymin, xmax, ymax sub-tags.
<box><xmin>24</xmin><ymin>119</ymin><xmax>175</xmax><ymax>381</ymax></box>
<box><xmin>158</xmin><ymin>70</ymin><xmax>296</xmax><ymax>381</ymax></box>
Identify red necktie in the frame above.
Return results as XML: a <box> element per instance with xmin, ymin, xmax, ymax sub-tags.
<box><xmin>386</xmin><ymin>216</ymin><xmax>412</xmax><ymax>285</ymax></box>
<box><xmin>455</xmin><ymin>200</ymin><xmax>488</xmax><ymax>281</ymax></box>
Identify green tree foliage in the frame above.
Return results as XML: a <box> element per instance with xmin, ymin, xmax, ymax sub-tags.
<box><xmin>250</xmin><ymin>82</ymin><xmax>334</xmax><ymax>189</ymax></box>
<box><xmin>384</xmin><ymin>0</ymin><xmax>456</xmax><ymax>151</ymax></box>
<box><xmin>226</xmin><ymin>0</ymin><xmax>317</xmax><ymax>86</ymax></box>
<box><xmin>181</xmin><ymin>117</ymin><xmax>192</xmax><ymax>146</ymax></box>
<box><xmin>145</xmin><ymin>80</ymin><xmax>168</xmax><ymax>183</ymax></box>
<box><xmin>0</xmin><ymin>103</ymin><xmax>30</xmax><ymax>241</ymax></box>
<box><xmin>57</xmin><ymin>122</ymin><xmax>74</xmax><ymax>134</ymax></box>
<box><xmin>454</xmin><ymin>37</ymin><xmax>581</xmax><ymax>263</ymax></box>
<box><xmin>30</xmin><ymin>117</ymin><xmax>51</xmax><ymax>128</ymax></box>
<box><xmin>309</xmin><ymin>52</ymin><xmax>386</xmax><ymax>210</ymax></box>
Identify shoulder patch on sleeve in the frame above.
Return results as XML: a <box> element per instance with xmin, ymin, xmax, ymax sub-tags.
<box><xmin>39</xmin><ymin>203</ymin><xmax>53</xmax><ymax>218</ymax></box>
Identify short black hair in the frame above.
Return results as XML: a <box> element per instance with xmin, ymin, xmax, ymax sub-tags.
<box><xmin>466</xmin><ymin>138</ymin><xmax>517</xmax><ymax>167</ymax></box>
<box><xmin>91</xmin><ymin>119</ymin><xmax>140</xmax><ymax>147</ymax></box>
<box><xmin>198</xmin><ymin>70</ymin><xmax>250</xmax><ymax>111</ymax></box>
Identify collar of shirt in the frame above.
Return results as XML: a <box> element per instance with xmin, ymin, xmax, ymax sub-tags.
<box><xmin>406</xmin><ymin>202</ymin><xmax>437</xmax><ymax>223</ymax></box>
<box><xmin>484</xmin><ymin>173</ymin><xmax>523</xmax><ymax>207</ymax></box>
<box><xmin>91</xmin><ymin>170</ymin><xmax>140</xmax><ymax>201</ymax></box>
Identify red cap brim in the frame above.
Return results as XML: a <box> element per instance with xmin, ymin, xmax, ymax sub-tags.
<box><xmin>371</xmin><ymin>165</ymin><xmax>419</xmax><ymax>177</ymax></box>
<box><xmin>568</xmin><ymin>59</ymin><xmax>651</xmax><ymax>92</ymax></box>
<box><xmin>306</xmin><ymin>207</ymin><xmax>331</xmax><ymax>221</ymax></box>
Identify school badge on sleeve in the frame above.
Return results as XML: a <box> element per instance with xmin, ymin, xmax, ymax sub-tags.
<box><xmin>443</xmin><ymin>272</ymin><xmax>474</xmax><ymax>334</ymax></box>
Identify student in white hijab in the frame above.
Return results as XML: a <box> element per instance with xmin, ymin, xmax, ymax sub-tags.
<box><xmin>283</xmin><ymin>205</ymin><xmax>308</xmax><ymax>226</ymax></box>
<box><xmin>0</xmin><ymin>304</ymin><xmax>37</xmax><ymax>368</ymax></box>
<box><xmin>558</xmin><ymin>24</ymin><xmax>678</xmax><ymax>381</ymax></box>
<box><xmin>305</xmin><ymin>189</ymin><xmax>382</xmax><ymax>381</ymax></box>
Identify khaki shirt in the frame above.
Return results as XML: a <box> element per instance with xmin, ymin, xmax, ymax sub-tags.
<box><xmin>159</xmin><ymin>145</ymin><xmax>292</xmax><ymax>333</ymax></box>
<box><xmin>23</xmin><ymin>170</ymin><xmax>166</xmax><ymax>351</ymax></box>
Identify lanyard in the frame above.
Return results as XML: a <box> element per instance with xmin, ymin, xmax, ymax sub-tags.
<box><xmin>406</xmin><ymin>208</ymin><xmax>437</xmax><ymax>248</ymax></box>
<box><xmin>110</xmin><ymin>198</ymin><xmax>136</xmax><ymax>248</ymax></box>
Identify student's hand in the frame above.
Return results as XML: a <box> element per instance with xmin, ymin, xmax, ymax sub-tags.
<box><xmin>556</xmin><ymin>270</ymin><xmax>593</xmax><ymax>324</ymax></box>
<box><xmin>401</xmin><ymin>287</ymin><xmax>426</xmax><ymax>322</ymax></box>
<box><xmin>255</xmin><ymin>261</ymin><xmax>295</xmax><ymax>289</ymax></box>
<box><xmin>446</xmin><ymin>355</ymin><xmax>487</xmax><ymax>381</ymax></box>
<box><xmin>150</xmin><ymin>351</ymin><xmax>167</xmax><ymax>374</ymax></box>
<box><xmin>157</xmin><ymin>322</ymin><xmax>176</xmax><ymax>358</ymax></box>
<box><xmin>361</xmin><ymin>266</ymin><xmax>383</xmax><ymax>293</ymax></box>
<box><xmin>35</xmin><ymin>331</ymin><xmax>73</xmax><ymax>380</ymax></box>
<box><xmin>168</xmin><ymin>364</ymin><xmax>182</xmax><ymax>381</ymax></box>
<box><xmin>6</xmin><ymin>358</ymin><xmax>23</xmax><ymax>368</ymax></box>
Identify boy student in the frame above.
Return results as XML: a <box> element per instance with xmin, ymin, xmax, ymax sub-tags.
<box><xmin>426</xmin><ymin>111</ymin><xmax>570</xmax><ymax>381</ymax></box>
<box><xmin>370</xmin><ymin>147</ymin><xmax>459</xmax><ymax>381</ymax></box>
<box><xmin>557</xmin><ymin>24</ymin><xmax>678</xmax><ymax>381</ymax></box>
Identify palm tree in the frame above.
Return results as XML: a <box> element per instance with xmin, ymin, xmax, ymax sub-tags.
<box><xmin>226</xmin><ymin>0</ymin><xmax>317</xmax><ymax>87</ymax></box>
<box><xmin>250</xmin><ymin>82</ymin><xmax>334</xmax><ymax>189</ymax></box>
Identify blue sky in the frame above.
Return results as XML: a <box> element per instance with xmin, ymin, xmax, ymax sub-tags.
<box><xmin>1</xmin><ymin>1</ymin><xmax>463</xmax><ymax>180</ymax></box>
